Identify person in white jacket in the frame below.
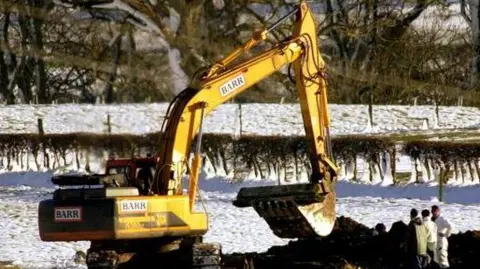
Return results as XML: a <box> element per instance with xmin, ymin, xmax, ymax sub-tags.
<box><xmin>422</xmin><ymin>209</ymin><xmax>438</xmax><ymax>266</ymax></box>
<box><xmin>431</xmin><ymin>205</ymin><xmax>453</xmax><ymax>268</ymax></box>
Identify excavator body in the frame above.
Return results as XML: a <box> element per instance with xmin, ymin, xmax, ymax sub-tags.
<box><xmin>39</xmin><ymin>157</ymin><xmax>208</xmax><ymax>242</ymax></box>
<box><xmin>39</xmin><ymin>193</ymin><xmax>208</xmax><ymax>242</ymax></box>
<box><xmin>37</xmin><ymin>1</ymin><xmax>338</xmax><ymax>268</ymax></box>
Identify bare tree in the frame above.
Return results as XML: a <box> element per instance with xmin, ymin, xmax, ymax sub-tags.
<box><xmin>460</xmin><ymin>0</ymin><xmax>480</xmax><ymax>90</ymax></box>
<box><xmin>0</xmin><ymin>0</ymin><xmax>476</xmax><ymax>105</ymax></box>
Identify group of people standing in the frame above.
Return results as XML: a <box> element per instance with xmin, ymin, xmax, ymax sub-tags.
<box><xmin>408</xmin><ymin>205</ymin><xmax>453</xmax><ymax>269</ymax></box>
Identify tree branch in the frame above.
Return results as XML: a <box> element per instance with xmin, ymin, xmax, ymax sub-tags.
<box><xmin>460</xmin><ymin>0</ymin><xmax>472</xmax><ymax>25</ymax></box>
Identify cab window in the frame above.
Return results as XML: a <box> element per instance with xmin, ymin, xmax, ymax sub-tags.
<box><xmin>108</xmin><ymin>166</ymin><xmax>126</xmax><ymax>175</ymax></box>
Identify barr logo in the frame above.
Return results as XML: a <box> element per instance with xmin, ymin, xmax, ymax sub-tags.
<box><xmin>120</xmin><ymin>200</ymin><xmax>148</xmax><ymax>213</ymax></box>
<box><xmin>219</xmin><ymin>74</ymin><xmax>246</xmax><ymax>96</ymax></box>
<box><xmin>54</xmin><ymin>207</ymin><xmax>82</xmax><ymax>222</ymax></box>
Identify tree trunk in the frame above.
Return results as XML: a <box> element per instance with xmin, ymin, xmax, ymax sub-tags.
<box><xmin>104</xmin><ymin>35</ymin><xmax>123</xmax><ymax>103</ymax></box>
<box><xmin>468</xmin><ymin>0</ymin><xmax>480</xmax><ymax>89</ymax></box>
<box><xmin>0</xmin><ymin>11</ymin><xmax>13</xmax><ymax>104</ymax></box>
<box><xmin>30</xmin><ymin>0</ymin><xmax>48</xmax><ymax>103</ymax></box>
<box><xmin>16</xmin><ymin>12</ymin><xmax>33</xmax><ymax>103</ymax></box>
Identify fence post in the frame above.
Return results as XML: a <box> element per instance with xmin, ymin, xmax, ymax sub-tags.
<box><xmin>439</xmin><ymin>170</ymin><xmax>444</xmax><ymax>202</ymax></box>
<box><xmin>238</xmin><ymin>104</ymin><xmax>242</xmax><ymax>136</ymax></box>
<box><xmin>106</xmin><ymin>114</ymin><xmax>113</xmax><ymax>158</ymax></box>
<box><xmin>107</xmin><ymin>114</ymin><xmax>112</xmax><ymax>134</ymax></box>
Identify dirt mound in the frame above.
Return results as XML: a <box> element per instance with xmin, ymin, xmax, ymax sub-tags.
<box><xmin>222</xmin><ymin>217</ymin><xmax>480</xmax><ymax>269</ymax></box>
<box><xmin>448</xmin><ymin>230</ymin><xmax>480</xmax><ymax>268</ymax></box>
<box><xmin>332</xmin><ymin>216</ymin><xmax>371</xmax><ymax>234</ymax></box>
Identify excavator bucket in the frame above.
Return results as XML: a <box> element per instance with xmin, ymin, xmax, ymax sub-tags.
<box><xmin>233</xmin><ymin>182</ymin><xmax>336</xmax><ymax>238</ymax></box>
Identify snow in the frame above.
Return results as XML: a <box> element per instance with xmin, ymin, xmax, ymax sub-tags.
<box><xmin>412</xmin><ymin>3</ymin><xmax>469</xmax><ymax>31</ymax></box>
<box><xmin>1</xmin><ymin>157</ymin><xmax>480</xmax><ymax>269</ymax></box>
<box><xmin>1</xmin><ymin>103</ymin><xmax>480</xmax><ymax>135</ymax></box>
<box><xmin>0</xmin><ymin>100</ymin><xmax>479</xmax><ymax>269</ymax></box>
<box><xmin>0</xmin><ymin>3</ymin><xmax>475</xmax><ymax>266</ymax></box>
<box><xmin>1</xmin><ymin>102</ymin><xmax>480</xmax><ymax>267</ymax></box>
<box><xmin>168</xmin><ymin>48</ymin><xmax>189</xmax><ymax>94</ymax></box>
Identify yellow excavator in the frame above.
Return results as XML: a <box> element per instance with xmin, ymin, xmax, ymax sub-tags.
<box><xmin>38</xmin><ymin>1</ymin><xmax>339</xmax><ymax>268</ymax></box>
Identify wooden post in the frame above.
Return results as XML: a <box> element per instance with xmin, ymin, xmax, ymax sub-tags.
<box><xmin>238</xmin><ymin>104</ymin><xmax>242</xmax><ymax>136</ymax></box>
<box><xmin>438</xmin><ymin>163</ymin><xmax>450</xmax><ymax>202</ymax></box>
<box><xmin>439</xmin><ymin>169</ymin><xmax>444</xmax><ymax>202</ymax></box>
<box><xmin>38</xmin><ymin>118</ymin><xmax>49</xmax><ymax>169</ymax></box>
<box><xmin>107</xmin><ymin>114</ymin><xmax>112</xmax><ymax>134</ymax></box>
<box><xmin>368</xmin><ymin>94</ymin><xmax>374</xmax><ymax>128</ymax></box>
<box><xmin>37</xmin><ymin>118</ymin><xmax>44</xmax><ymax>135</ymax></box>
<box><xmin>106</xmin><ymin>114</ymin><xmax>113</xmax><ymax>158</ymax></box>
<box><xmin>391</xmin><ymin>147</ymin><xmax>397</xmax><ymax>184</ymax></box>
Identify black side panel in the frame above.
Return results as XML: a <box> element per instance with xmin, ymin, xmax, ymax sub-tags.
<box><xmin>38</xmin><ymin>199</ymin><xmax>115</xmax><ymax>234</ymax></box>
<box><xmin>52</xmin><ymin>174</ymin><xmax>127</xmax><ymax>186</ymax></box>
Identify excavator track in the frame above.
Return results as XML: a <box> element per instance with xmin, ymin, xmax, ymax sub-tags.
<box><xmin>233</xmin><ymin>182</ymin><xmax>336</xmax><ymax>238</ymax></box>
<box><xmin>85</xmin><ymin>238</ymin><xmax>222</xmax><ymax>269</ymax></box>
<box><xmin>192</xmin><ymin>243</ymin><xmax>222</xmax><ymax>269</ymax></box>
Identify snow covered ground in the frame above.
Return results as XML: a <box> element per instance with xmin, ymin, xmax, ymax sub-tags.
<box><xmin>1</xmin><ymin>163</ymin><xmax>480</xmax><ymax>269</ymax></box>
<box><xmin>1</xmin><ymin>102</ymin><xmax>480</xmax><ymax>268</ymax></box>
<box><xmin>1</xmin><ymin>103</ymin><xmax>480</xmax><ymax>135</ymax></box>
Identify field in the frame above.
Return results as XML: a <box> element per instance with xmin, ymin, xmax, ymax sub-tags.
<box><xmin>2</xmin><ymin>103</ymin><xmax>480</xmax><ymax>136</ymax></box>
<box><xmin>1</xmin><ymin>103</ymin><xmax>480</xmax><ymax>268</ymax></box>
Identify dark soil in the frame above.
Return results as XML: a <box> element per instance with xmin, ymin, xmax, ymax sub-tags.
<box><xmin>222</xmin><ymin>217</ymin><xmax>480</xmax><ymax>269</ymax></box>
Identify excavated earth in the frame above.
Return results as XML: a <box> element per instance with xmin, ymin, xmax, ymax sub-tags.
<box><xmin>222</xmin><ymin>217</ymin><xmax>480</xmax><ymax>269</ymax></box>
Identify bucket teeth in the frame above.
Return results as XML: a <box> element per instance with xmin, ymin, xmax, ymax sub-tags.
<box><xmin>233</xmin><ymin>183</ymin><xmax>324</xmax><ymax>207</ymax></box>
<box><xmin>233</xmin><ymin>183</ymin><xmax>336</xmax><ymax>238</ymax></box>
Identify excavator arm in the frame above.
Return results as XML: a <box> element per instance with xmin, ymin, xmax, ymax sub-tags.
<box><xmin>153</xmin><ymin>1</ymin><xmax>339</xmax><ymax>239</ymax></box>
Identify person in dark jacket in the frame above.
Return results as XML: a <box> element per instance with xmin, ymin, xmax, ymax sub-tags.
<box><xmin>407</xmin><ymin>208</ymin><xmax>432</xmax><ymax>269</ymax></box>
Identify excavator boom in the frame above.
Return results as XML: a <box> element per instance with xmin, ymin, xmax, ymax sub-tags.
<box><xmin>154</xmin><ymin>1</ymin><xmax>339</xmax><ymax>239</ymax></box>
